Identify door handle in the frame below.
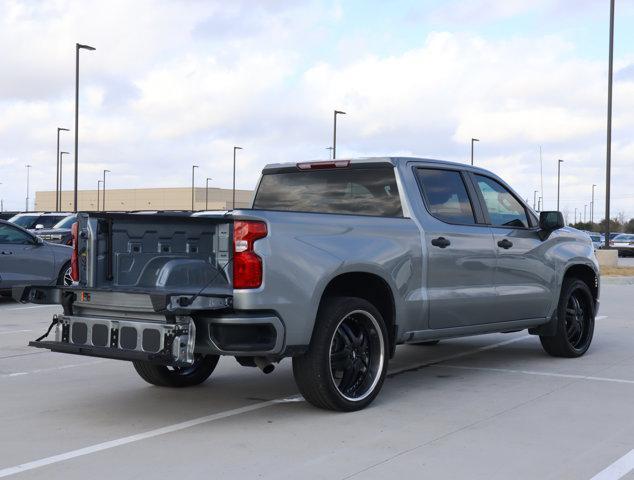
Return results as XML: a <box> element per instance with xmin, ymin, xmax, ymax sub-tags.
<box><xmin>497</xmin><ymin>238</ymin><xmax>513</xmax><ymax>249</ymax></box>
<box><xmin>431</xmin><ymin>237</ymin><xmax>451</xmax><ymax>248</ymax></box>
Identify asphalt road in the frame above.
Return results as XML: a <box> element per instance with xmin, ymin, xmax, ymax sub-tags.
<box><xmin>1</xmin><ymin>284</ymin><xmax>633</xmax><ymax>480</ymax></box>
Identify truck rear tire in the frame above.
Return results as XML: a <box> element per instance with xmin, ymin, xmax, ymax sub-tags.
<box><xmin>133</xmin><ymin>355</ymin><xmax>220</xmax><ymax>388</ymax></box>
<box><xmin>293</xmin><ymin>296</ymin><xmax>389</xmax><ymax>411</ymax></box>
<box><xmin>540</xmin><ymin>278</ymin><xmax>595</xmax><ymax>358</ymax></box>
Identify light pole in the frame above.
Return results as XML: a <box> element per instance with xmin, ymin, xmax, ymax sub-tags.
<box><xmin>557</xmin><ymin>159</ymin><xmax>564</xmax><ymax>211</ymax></box>
<box><xmin>538</xmin><ymin>197</ymin><xmax>542</xmax><ymax>211</ymax></box>
<box><xmin>25</xmin><ymin>165</ymin><xmax>32</xmax><ymax>212</ymax></box>
<box><xmin>59</xmin><ymin>151</ymin><xmax>69</xmax><ymax>209</ymax></box>
<box><xmin>97</xmin><ymin>179</ymin><xmax>102</xmax><ymax>211</ymax></box>
<box><xmin>332</xmin><ymin>110</ymin><xmax>346</xmax><ymax>159</ymax></box>
<box><xmin>590</xmin><ymin>183</ymin><xmax>596</xmax><ymax>226</ymax></box>
<box><xmin>326</xmin><ymin>146</ymin><xmax>334</xmax><ymax>159</ymax></box>
<box><xmin>584</xmin><ymin>204</ymin><xmax>587</xmax><ymax>223</ymax></box>
<box><xmin>471</xmin><ymin>138</ymin><xmax>479</xmax><ymax>166</ymax></box>
<box><xmin>604</xmin><ymin>0</ymin><xmax>615</xmax><ymax>248</ymax></box>
<box><xmin>56</xmin><ymin>127</ymin><xmax>69</xmax><ymax>212</ymax></box>
<box><xmin>533</xmin><ymin>190</ymin><xmax>538</xmax><ymax>210</ymax></box>
<box><xmin>574</xmin><ymin>207</ymin><xmax>578</xmax><ymax>225</ymax></box>
<box><xmin>74</xmin><ymin>43</ymin><xmax>96</xmax><ymax>213</ymax></box>
<box><xmin>232</xmin><ymin>146</ymin><xmax>242</xmax><ymax>210</ymax></box>
<box><xmin>205</xmin><ymin>177</ymin><xmax>212</xmax><ymax>211</ymax></box>
<box><xmin>191</xmin><ymin>165</ymin><xmax>198</xmax><ymax>211</ymax></box>
<box><xmin>102</xmin><ymin>169</ymin><xmax>110</xmax><ymax>212</ymax></box>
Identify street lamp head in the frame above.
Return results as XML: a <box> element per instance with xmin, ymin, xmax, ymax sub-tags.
<box><xmin>559</xmin><ymin>159</ymin><xmax>564</xmax><ymax>163</ymax></box>
<box><xmin>234</xmin><ymin>146</ymin><xmax>242</xmax><ymax>151</ymax></box>
<box><xmin>334</xmin><ymin>110</ymin><xmax>346</xmax><ymax>115</ymax></box>
<box><xmin>472</xmin><ymin>138</ymin><xmax>479</xmax><ymax>142</ymax></box>
<box><xmin>192</xmin><ymin>165</ymin><xmax>198</xmax><ymax>169</ymax></box>
<box><xmin>60</xmin><ymin>151</ymin><xmax>69</xmax><ymax>155</ymax></box>
<box><xmin>104</xmin><ymin>169</ymin><xmax>111</xmax><ymax>174</ymax></box>
<box><xmin>77</xmin><ymin>43</ymin><xmax>96</xmax><ymax>51</ymax></box>
<box><xmin>58</xmin><ymin>127</ymin><xmax>70</xmax><ymax>132</ymax></box>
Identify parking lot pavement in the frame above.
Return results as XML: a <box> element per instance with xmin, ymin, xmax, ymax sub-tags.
<box><xmin>0</xmin><ymin>285</ymin><xmax>633</xmax><ymax>480</ymax></box>
<box><xmin>619</xmin><ymin>257</ymin><xmax>634</xmax><ymax>267</ymax></box>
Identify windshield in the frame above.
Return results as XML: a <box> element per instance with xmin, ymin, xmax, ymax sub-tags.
<box><xmin>614</xmin><ymin>234</ymin><xmax>634</xmax><ymax>241</ymax></box>
<box><xmin>9</xmin><ymin>215</ymin><xmax>38</xmax><ymax>228</ymax></box>
<box><xmin>53</xmin><ymin>215</ymin><xmax>77</xmax><ymax>229</ymax></box>
<box><xmin>253</xmin><ymin>167</ymin><xmax>403</xmax><ymax>217</ymax></box>
<box><xmin>589</xmin><ymin>235</ymin><xmax>600</xmax><ymax>242</ymax></box>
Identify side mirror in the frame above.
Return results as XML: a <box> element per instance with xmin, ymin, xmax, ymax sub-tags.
<box><xmin>538</xmin><ymin>211</ymin><xmax>564</xmax><ymax>239</ymax></box>
<box><xmin>34</xmin><ymin>224</ymin><xmax>44</xmax><ymax>230</ymax></box>
<box><xmin>34</xmin><ymin>236</ymin><xmax>44</xmax><ymax>245</ymax></box>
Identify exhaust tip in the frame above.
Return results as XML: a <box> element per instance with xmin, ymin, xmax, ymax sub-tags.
<box><xmin>254</xmin><ymin>356</ymin><xmax>275</xmax><ymax>374</ymax></box>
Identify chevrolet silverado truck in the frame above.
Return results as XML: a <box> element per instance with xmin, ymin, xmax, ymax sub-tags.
<box><xmin>17</xmin><ymin>157</ymin><xmax>600</xmax><ymax>411</ymax></box>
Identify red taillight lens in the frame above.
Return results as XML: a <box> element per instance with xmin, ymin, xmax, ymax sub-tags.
<box><xmin>70</xmin><ymin>222</ymin><xmax>79</xmax><ymax>282</ymax></box>
<box><xmin>233</xmin><ymin>220</ymin><xmax>267</xmax><ymax>289</ymax></box>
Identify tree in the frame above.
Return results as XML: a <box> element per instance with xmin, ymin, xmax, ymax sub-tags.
<box><xmin>598</xmin><ymin>217</ymin><xmax>622</xmax><ymax>234</ymax></box>
<box><xmin>626</xmin><ymin>219</ymin><xmax>634</xmax><ymax>234</ymax></box>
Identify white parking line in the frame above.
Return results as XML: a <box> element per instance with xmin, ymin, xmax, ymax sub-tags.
<box><xmin>590</xmin><ymin>449</ymin><xmax>634</xmax><ymax>480</ymax></box>
<box><xmin>0</xmin><ymin>330</ymin><xmax>32</xmax><ymax>336</ymax></box>
<box><xmin>0</xmin><ymin>360</ymin><xmax>107</xmax><ymax>379</ymax></box>
<box><xmin>0</xmin><ymin>395</ymin><xmax>303</xmax><ymax>478</ymax></box>
<box><xmin>435</xmin><ymin>365</ymin><xmax>634</xmax><ymax>386</ymax></box>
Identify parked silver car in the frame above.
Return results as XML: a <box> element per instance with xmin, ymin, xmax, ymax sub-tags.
<box><xmin>611</xmin><ymin>233</ymin><xmax>634</xmax><ymax>257</ymax></box>
<box><xmin>20</xmin><ymin>158</ymin><xmax>599</xmax><ymax>411</ymax></box>
<box><xmin>0</xmin><ymin>219</ymin><xmax>72</xmax><ymax>296</ymax></box>
<box><xmin>8</xmin><ymin>212</ymin><xmax>72</xmax><ymax>231</ymax></box>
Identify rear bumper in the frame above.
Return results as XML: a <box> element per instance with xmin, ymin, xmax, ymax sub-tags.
<box><xmin>29</xmin><ymin>311</ymin><xmax>286</xmax><ymax>366</ymax></box>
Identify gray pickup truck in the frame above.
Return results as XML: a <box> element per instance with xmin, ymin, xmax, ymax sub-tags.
<box><xmin>18</xmin><ymin>157</ymin><xmax>599</xmax><ymax>411</ymax></box>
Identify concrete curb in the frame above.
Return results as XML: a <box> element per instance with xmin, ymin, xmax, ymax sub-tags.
<box><xmin>602</xmin><ymin>276</ymin><xmax>634</xmax><ymax>285</ymax></box>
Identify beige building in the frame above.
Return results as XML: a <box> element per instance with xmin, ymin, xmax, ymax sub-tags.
<box><xmin>35</xmin><ymin>187</ymin><xmax>253</xmax><ymax>212</ymax></box>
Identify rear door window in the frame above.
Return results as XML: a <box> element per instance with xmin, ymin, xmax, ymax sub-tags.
<box><xmin>253</xmin><ymin>167</ymin><xmax>403</xmax><ymax>217</ymax></box>
<box><xmin>415</xmin><ymin>168</ymin><xmax>476</xmax><ymax>225</ymax></box>
<box><xmin>474</xmin><ymin>175</ymin><xmax>529</xmax><ymax>228</ymax></box>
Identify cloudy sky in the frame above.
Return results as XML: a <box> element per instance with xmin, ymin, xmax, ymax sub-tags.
<box><xmin>1</xmin><ymin>0</ymin><xmax>633</xmax><ymax>220</ymax></box>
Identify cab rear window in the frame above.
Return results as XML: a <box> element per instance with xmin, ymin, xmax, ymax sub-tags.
<box><xmin>253</xmin><ymin>167</ymin><xmax>403</xmax><ymax>217</ymax></box>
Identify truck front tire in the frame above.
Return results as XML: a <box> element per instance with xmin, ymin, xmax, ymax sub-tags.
<box><xmin>293</xmin><ymin>296</ymin><xmax>389</xmax><ymax>411</ymax></box>
<box><xmin>540</xmin><ymin>278</ymin><xmax>595</xmax><ymax>358</ymax></box>
<box><xmin>133</xmin><ymin>355</ymin><xmax>220</xmax><ymax>388</ymax></box>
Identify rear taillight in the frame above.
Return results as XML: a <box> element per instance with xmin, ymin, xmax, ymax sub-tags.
<box><xmin>233</xmin><ymin>220</ymin><xmax>267</xmax><ymax>289</ymax></box>
<box><xmin>70</xmin><ymin>222</ymin><xmax>79</xmax><ymax>282</ymax></box>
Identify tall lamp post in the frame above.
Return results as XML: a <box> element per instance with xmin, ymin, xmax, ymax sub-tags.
<box><xmin>232</xmin><ymin>146</ymin><xmax>242</xmax><ymax>210</ymax></box>
<box><xmin>533</xmin><ymin>190</ymin><xmax>538</xmax><ymax>210</ymax></box>
<box><xmin>332</xmin><ymin>110</ymin><xmax>346</xmax><ymax>159</ymax></box>
<box><xmin>74</xmin><ymin>43</ymin><xmax>96</xmax><ymax>213</ymax></box>
<box><xmin>191</xmin><ymin>165</ymin><xmax>198</xmax><ymax>211</ymax></box>
<box><xmin>574</xmin><ymin>207</ymin><xmax>578</xmax><ymax>225</ymax></box>
<box><xmin>56</xmin><ymin>127</ymin><xmax>69</xmax><ymax>212</ymax></box>
<box><xmin>205</xmin><ymin>177</ymin><xmax>212</xmax><ymax>211</ymax></box>
<box><xmin>97</xmin><ymin>179</ymin><xmax>102</xmax><ymax>211</ymax></box>
<box><xmin>59</xmin><ymin>151</ymin><xmax>69</xmax><ymax>209</ymax></box>
<box><xmin>590</xmin><ymin>183</ymin><xmax>596</xmax><ymax>226</ymax></box>
<box><xmin>604</xmin><ymin>0</ymin><xmax>615</xmax><ymax>248</ymax></box>
<box><xmin>557</xmin><ymin>159</ymin><xmax>564</xmax><ymax>211</ymax></box>
<box><xmin>584</xmin><ymin>204</ymin><xmax>587</xmax><ymax>223</ymax></box>
<box><xmin>471</xmin><ymin>138</ymin><xmax>479</xmax><ymax>166</ymax></box>
<box><xmin>102</xmin><ymin>169</ymin><xmax>110</xmax><ymax>212</ymax></box>
<box><xmin>25</xmin><ymin>165</ymin><xmax>32</xmax><ymax>212</ymax></box>
<box><xmin>326</xmin><ymin>146</ymin><xmax>334</xmax><ymax>159</ymax></box>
